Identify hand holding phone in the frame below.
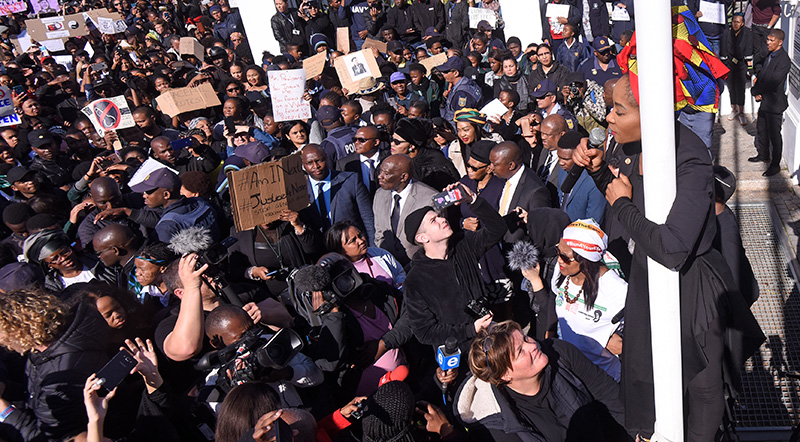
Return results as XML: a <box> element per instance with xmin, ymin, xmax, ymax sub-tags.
<box><xmin>92</xmin><ymin>349</ymin><xmax>138</xmax><ymax>397</ymax></box>
<box><xmin>431</xmin><ymin>183</ymin><xmax>472</xmax><ymax>211</ymax></box>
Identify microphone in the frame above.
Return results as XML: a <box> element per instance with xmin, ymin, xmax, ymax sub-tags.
<box><xmin>378</xmin><ymin>365</ymin><xmax>409</xmax><ymax>387</ymax></box>
<box><xmin>506</xmin><ymin>241</ymin><xmax>540</xmax><ymax>272</ymax></box>
<box><xmin>560</xmin><ymin>127</ymin><xmax>607</xmax><ymax>194</ymax></box>
<box><xmin>168</xmin><ymin>225</ymin><xmax>214</xmax><ymax>255</ymax></box>
<box><xmin>436</xmin><ymin>337</ymin><xmax>461</xmax><ymax>393</ymax></box>
<box><xmin>292</xmin><ymin>265</ymin><xmax>332</xmax><ymax>293</ymax></box>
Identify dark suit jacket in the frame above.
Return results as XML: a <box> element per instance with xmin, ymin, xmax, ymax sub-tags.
<box><xmin>305</xmin><ymin>170</ymin><xmax>376</xmax><ymax>245</ymax></box>
<box><xmin>503</xmin><ymin>166</ymin><xmax>552</xmax><ymax>243</ymax></box>
<box><xmin>335</xmin><ymin>149</ymin><xmax>390</xmax><ymax>197</ymax></box>
<box><xmin>557</xmin><ymin>167</ymin><xmax>607</xmax><ymax>223</ymax></box>
<box><xmin>752</xmin><ymin>47</ymin><xmax>790</xmax><ymax>114</ymax></box>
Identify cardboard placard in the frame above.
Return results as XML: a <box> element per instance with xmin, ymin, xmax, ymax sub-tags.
<box><xmin>336</xmin><ymin>27</ymin><xmax>349</xmax><ymax>54</ymax></box>
<box><xmin>228</xmin><ymin>153</ymin><xmax>310</xmax><ymax>231</ymax></box>
<box><xmin>26</xmin><ymin>13</ymin><xmax>89</xmax><ymax>42</ymax></box>
<box><xmin>0</xmin><ymin>0</ymin><xmax>26</xmax><ymax>16</ymax></box>
<box><xmin>362</xmin><ymin>38</ymin><xmax>387</xmax><ymax>54</ymax></box>
<box><xmin>155</xmin><ymin>82</ymin><xmax>222</xmax><ymax>118</ymax></box>
<box><xmin>268</xmin><ymin>69</ymin><xmax>312</xmax><ymax>122</ymax></box>
<box><xmin>302</xmin><ymin>51</ymin><xmax>326</xmax><ymax>80</ymax></box>
<box><xmin>419</xmin><ymin>53</ymin><xmax>447</xmax><ymax>75</ymax></box>
<box><xmin>333</xmin><ymin>49</ymin><xmax>381</xmax><ymax>94</ymax></box>
<box><xmin>83</xmin><ymin>9</ymin><xmax>127</xmax><ymax>34</ymax></box>
<box><xmin>80</xmin><ymin>95</ymin><xmax>134</xmax><ymax>137</ymax></box>
<box><xmin>31</xmin><ymin>0</ymin><xmax>58</xmax><ymax>15</ymax></box>
<box><xmin>468</xmin><ymin>7</ymin><xmax>496</xmax><ymax>29</ymax></box>
<box><xmin>179</xmin><ymin>37</ymin><xmax>204</xmax><ymax>60</ymax></box>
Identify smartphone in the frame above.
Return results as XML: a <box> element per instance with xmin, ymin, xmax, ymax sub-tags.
<box><xmin>11</xmin><ymin>85</ymin><xmax>24</xmax><ymax>95</ymax></box>
<box><xmin>93</xmin><ymin>349</ymin><xmax>138</xmax><ymax>396</ymax></box>
<box><xmin>431</xmin><ymin>184</ymin><xmax>468</xmax><ymax>211</ymax></box>
<box><xmin>91</xmin><ymin>62</ymin><xmax>108</xmax><ymax>72</ymax></box>
<box><xmin>98</xmin><ymin>152</ymin><xmax>122</xmax><ymax>169</ymax></box>
<box><xmin>273</xmin><ymin>418</ymin><xmax>293</xmax><ymax>442</ymax></box>
<box><xmin>224</xmin><ymin>117</ymin><xmax>236</xmax><ymax>135</ymax></box>
<box><xmin>170</xmin><ymin>137</ymin><xmax>194</xmax><ymax>151</ymax></box>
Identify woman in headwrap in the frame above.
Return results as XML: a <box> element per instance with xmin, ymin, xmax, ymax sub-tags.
<box><xmin>23</xmin><ymin>229</ymin><xmax>115</xmax><ymax>293</ymax></box>
<box><xmin>522</xmin><ymin>219</ymin><xmax>626</xmax><ymax>381</ymax></box>
<box><xmin>391</xmin><ymin>117</ymin><xmax>460</xmax><ymax>191</ymax></box>
<box><xmin>452</xmin><ymin>108</ymin><xmax>503</xmax><ymax>177</ymax></box>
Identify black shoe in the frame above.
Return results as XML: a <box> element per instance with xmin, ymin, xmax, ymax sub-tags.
<box><xmin>748</xmin><ymin>155</ymin><xmax>769</xmax><ymax>163</ymax></box>
<box><xmin>763</xmin><ymin>166</ymin><xmax>780</xmax><ymax>177</ymax></box>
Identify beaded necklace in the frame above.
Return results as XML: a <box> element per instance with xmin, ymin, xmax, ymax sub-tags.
<box><xmin>563</xmin><ymin>276</ymin><xmax>584</xmax><ymax>304</ymax></box>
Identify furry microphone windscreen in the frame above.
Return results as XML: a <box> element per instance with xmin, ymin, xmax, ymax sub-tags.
<box><xmin>506</xmin><ymin>241</ymin><xmax>540</xmax><ymax>271</ymax></box>
<box><xmin>293</xmin><ymin>265</ymin><xmax>332</xmax><ymax>293</ymax></box>
<box><xmin>168</xmin><ymin>226</ymin><xmax>214</xmax><ymax>256</ymax></box>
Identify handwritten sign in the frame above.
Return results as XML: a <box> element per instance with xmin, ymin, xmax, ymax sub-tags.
<box><xmin>228</xmin><ymin>153</ymin><xmax>310</xmax><ymax>231</ymax></box>
<box><xmin>268</xmin><ymin>69</ymin><xmax>311</xmax><ymax>122</ymax></box>
<box><xmin>0</xmin><ymin>113</ymin><xmax>20</xmax><ymax>127</ymax></box>
<box><xmin>302</xmin><ymin>51</ymin><xmax>326</xmax><ymax>80</ymax></box>
<box><xmin>0</xmin><ymin>0</ymin><xmax>26</xmax><ymax>16</ymax></box>
<box><xmin>698</xmin><ymin>0</ymin><xmax>725</xmax><ymax>24</ymax></box>
<box><xmin>468</xmin><ymin>7</ymin><xmax>496</xmax><ymax>29</ymax></box>
<box><xmin>362</xmin><ymin>38</ymin><xmax>387</xmax><ymax>54</ymax></box>
<box><xmin>336</xmin><ymin>27</ymin><xmax>350</xmax><ymax>54</ymax></box>
<box><xmin>419</xmin><ymin>53</ymin><xmax>448</xmax><ymax>75</ymax></box>
<box><xmin>155</xmin><ymin>82</ymin><xmax>221</xmax><ymax>118</ymax></box>
<box><xmin>80</xmin><ymin>95</ymin><xmax>134</xmax><ymax>137</ymax></box>
<box><xmin>179</xmin><ymin>37</ymin><xmax>205</xmax><ymax>60</ymax></box>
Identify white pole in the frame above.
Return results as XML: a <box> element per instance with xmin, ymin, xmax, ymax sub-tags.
<box><xmin>237</xmin><ymin>0</ymin><xmax>281</xmax><ymax>64</ymax></box>
<box><xmin>633</xmin><ymin>1</ymin><xmax>683</xmax><ymax>441</ymax></box>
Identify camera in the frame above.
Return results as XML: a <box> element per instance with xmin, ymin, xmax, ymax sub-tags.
<box><xmin>287</xmin><ymin>254</ymin><xmax>366</xmax><ymax>323</ymax></box>
<box><xmin>316</xmin><ymin>254</ymin><xmax>364</xmax><ymax>315</ymax></box>
<box><xmin>350</xmin><ymin>399</ymin><xmax>368</xmax><ymax>420</ymax></box>
<box><xmin>568</xmin><ymin>82</ymin><xmax>581</xmax><ymax>97</ymax></box>
<box><xmin>197</xmin><ymin>237</ymin><xmax>238</xmax><ymax>279</ymax></box>
<box><xmin>196</xmin><ymin>326</ymin><xmax>304</xmax><ymax>387</ymax></box>
<box><xmin>465</xmin><ymin>297</ymin><xmax>491</xmax><ymax>319</ymax></box>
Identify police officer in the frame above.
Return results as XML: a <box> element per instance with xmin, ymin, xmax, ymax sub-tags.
<box><xmin>578</xmin><ymin>36</ymin><xmax>623</xmax><ymax>88</ymax></box>
<box><xmin>530</xmin><ymin>79</ymin><xmax>579</xmax><ymax>132</ymax></box>
<box><xmin>437</xmin><ymin>56</ymin><xmax>483</xmax><ymax>122</ymax></box>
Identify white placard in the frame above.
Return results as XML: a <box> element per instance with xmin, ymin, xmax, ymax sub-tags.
<box><xmin>611</xmin><ymin>6</ymin><xmax>630</xmax><ymax>21</ymax></box>
<box><xmin>39</xmin><ymin>38</ymin><xmax>65</xmax><ymax>52</ymax></box>
<box><xmin>479</xmin><ymin>98</ymin><xmax>508</xmax><ymax>120</ymax></box>
<box><xmin>468</xmin><ymin>7</ymin><xmax>497</xmax><ymax>29</ymax></box>
<box><xmin>698</xmin><ymin>0</ymin><xmax>725</xmax><ymax>24</ymax></box>
<box><xmin>80</xmin><ymin>95</ymin><xmax>135</xmax><ymax>137</ymax></box>
<box><xmin>128</xmin><ymin>158</ymin><xmax>179</xmax><ymax>189</ymax></box>
<box><xmin>53</xmin><ymin>55</ymin><xmax>72</xmax><ymax>70</ymax></box>
<box><xmin>267</xmin><ymin>69</ymin><xmax>311</xmax><ymax>122</ymax></box>
<box><xmin>545</xmin><ymin>3</ymin><xmax>570</xmax><ymax>18</ymax></box>
<box><xmin>0</xmin><ymin>113</ymin><xmax>20</xmax><ymax>127</ymax></box>
<box><xmin>0</xmin><ymin>86</ymin><xmax>14</xmax><ymax>118</ymax></box>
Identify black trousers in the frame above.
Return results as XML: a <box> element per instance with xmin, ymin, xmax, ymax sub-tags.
<box><xmin>755</xmin><ymin>109</ymin><xmax>783</xmax><ymax>167</ymax></box>
<box><xmin>752</xmin><ymin>25</ymin><xmax>770</xmax><ymax>66</ymax></box>
<box><xmin>726</xmin><ymin>64</ymin><xmax>747</xmax><ymax>106</ymax></box>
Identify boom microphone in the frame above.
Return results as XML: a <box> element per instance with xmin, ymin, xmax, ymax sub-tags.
<box><xmin>293</xmin><ymin>265</ymin><xmax>332</xmax><ymax>293</ymax></box>
<box><xmin>560</xmin><ymin>127</ymin><xmax>607</xmax><ymax>194</ymax></box>
<box><xmin>506</xmin><ymin>241</ymin><xmax>540</xmax><ymax>271</ymax></box>
<box><xmin>168</xmin><ymin>225</ymin><xmax>214</xmax><ymax>255</ymax></box>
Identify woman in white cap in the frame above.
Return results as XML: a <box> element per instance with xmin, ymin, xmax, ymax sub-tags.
<box><xmin>522</xmin><ymin>219</ymin><xmax>626</xmax><ymax>381</ymax></box>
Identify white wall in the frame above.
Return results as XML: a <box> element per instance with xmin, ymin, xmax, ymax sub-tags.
<box><xmin>238</xmin><ymin>0</ymin><xmax>280</xmax><ymax>63</ymax></box>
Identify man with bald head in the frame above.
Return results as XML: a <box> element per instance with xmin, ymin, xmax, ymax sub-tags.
<box><xmin>77</xmin><ymin>176</ymin><xmax>142</xmax><ymax>248</ymax></box>
<box><xmin>151</xmin><ymin>135</ymin><xmax>220</xmax><ymax>174</ymax></box>
<box><xmin>335</xmin><ymin>125</ymin><xmax>389</xmax><ymax>197</ymax></box>
<box><xmin>92</xmin><ymin>223</ymin><xmax>143</xmax><ymax>291</ymax></box>
<box><xmin>373</xmin><ymin>154</ymin><xmax>438</xmax><ymax>265</ymax></box>
<box><xmin>536</xmin><ymin>115</ymin><xmax>568</xmax><ymax>202</ymax></box>
<box><xmin>302</xmin><ymin>144</ymin><xmax>375</xmax><ymax>244</ymax></box>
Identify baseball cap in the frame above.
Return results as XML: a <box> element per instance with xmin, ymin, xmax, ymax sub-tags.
<box><xmin>530</xmin><ymin>79</ymin><xmax>557</xmax><ymax>99</ymax></box>
<box><xmin>405</xmin><ymin>205</ymin><xmax>434</xmax><ymax>244</ymax></box>
<box><xmin>235</xmin><ymin>141</ymin><xmax>270</xmax><ymax>164</ymax></box>
<box><xmin>387</xmin><ymin>40</ymin><xmax>404</xmax><ymax>54</ymax></box>
<box><xmin>209</xmin><ymin>5</ymin><xmax>222</xmax><ymax>13</ymax></box>
<box><xmin>130</xmin><ymin>168</ymin><xmax>181</xmax><ymax>193</ymax></box>
<box><xmin>592</xmin><ymin>36</ymin><xmax>613</xmax><ymax>52</ymax></box>
<box><xmin>6</xmin><ymin>166</ymin><xmax>35</xmax><ymax>184</ymax></box>
<box><xmin>424</xmin><ymin>27</ymin><xmax>440</xmax><ymax>38</ymax></box>
<box><xmin>477</xmin><ymin>20</ymin><xmax>493</xmax><ymax>31</ymax></box>
<box><xmin>27</xmin><ymin>129</ymin><xmax>58</xmax><ymax>149</ymax></box>
<box><xmin>437</xmin><ymin>56</ymin><xmax>465</xmax><ymax>73</ymax></box>
<box><xmin>389</xmin><ymin>72</ymin><xmax>406</xmax><ymax>84</ymax></box>
<box><xmin>317</xmin><ymin>105</ymin><xmax>342</xmax><ymax>127</ymax></box>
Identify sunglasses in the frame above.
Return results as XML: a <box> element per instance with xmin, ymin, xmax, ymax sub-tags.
<box><xmin>391</xmin><ymin>137</ymin><xmax>406</xmax><ymax>145</ymax></box>
<box><xmin>227</xmin><ymin>87</ymin><xmax>240</xmax><ymax>92</ymax></box>
<box><xmin>535</xmin><ymin>94</ymin><xmax>553</xmax><ymax>100</ymax></box>
<box><xmin>466</xmin><ymin>163</ymin><xmax>488</xmax><ymax>171</ymax></box>
<box><xmin>354</xmin><ymin>137</ymin><xmax>376</xmax><ymax>144</ymax></box>
<box><xmin>554</xmin><ymin>245</ymin><xmax>575</xmax><ymax>263</ymax></box>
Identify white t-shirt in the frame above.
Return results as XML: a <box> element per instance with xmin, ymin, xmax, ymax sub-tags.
<box><xmin>551</xmin><ymin>269</ymin><xmax>627</xmax><ymax>381</ymax></box>
<box><xmin>58</xmin><ymin>267</ymin><xmax>96</xmax><ymax>288</ymax></box>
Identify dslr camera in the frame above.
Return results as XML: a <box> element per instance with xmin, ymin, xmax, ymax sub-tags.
<box><xmin>196</xmin><ymin>326</ymin><xmax>304</xmax><ymax>387</ymax></box>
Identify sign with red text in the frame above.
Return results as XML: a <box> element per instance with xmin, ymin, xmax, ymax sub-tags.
<box><xmin>0</xmin><ymin>0</ymin><xmax>26</xmax><ymax>16</ymax></box>
<box><xmin>155</xmin><ymin>82</ymin><xmax>221</xmax><ymax>118</ymax></box>
<box><xmin>267</xmin><ymin>69</ymin><xmax>311</xmax><ymax>122</ymax></box>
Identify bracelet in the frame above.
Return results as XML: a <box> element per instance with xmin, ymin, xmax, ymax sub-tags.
<box><xmin>0</xmin><ymin>405</ymin><xmax>15</xmax><ymax>422</ymax></box>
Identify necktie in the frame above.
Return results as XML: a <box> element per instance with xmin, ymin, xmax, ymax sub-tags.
<box><xmin>366</xmin><ymin>159</ymin><xmax>375</xmax><ymax>190</ymax></box>
<box><xmin>317</xmin><ymin>182</ymin><xmax>330</xmax><ymax>229</ymax></box>
<box><xmin>499</xmin><ymin>179</ymin><xmax>513</xmax><ymax>216</ymax></box>
<box><xmin>391</xmin><ymin>194</ymin><xmax>401</xmax><ymax>233</ymax></box>
<box><xmin>541</xmin><ymin>154</ymin><xmax>555</xmax><ymax>181</ymax></box>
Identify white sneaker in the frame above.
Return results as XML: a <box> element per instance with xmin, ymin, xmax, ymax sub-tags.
<box><xmin>728</xmin><ymin>107</ymin><xmax>740</xmax><ymax>121</ymax></box>
<box><xmin>738</xmin><ymin>113</ymin><xmax>747</xmax><ymax>126</ymax></box>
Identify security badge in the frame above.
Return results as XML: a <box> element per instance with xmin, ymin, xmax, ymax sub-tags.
<box><xmin>292</xmin><ymin>29</ymin><xmax>301</xmax><ymax>35</ymax></box>
<box><xmin>458</xmin><ymin>96</ymin><xmax>467</xmax><ymax>107</ymax></box>
<box><xmin>566</xmin><ymin>119</ymin><xmax>574</xmax><ymax>129</ymax></box>
<box><xmin>592</xmin><ymin>69</ymin><xmax>597</xmax><ymax>75</ymax></box>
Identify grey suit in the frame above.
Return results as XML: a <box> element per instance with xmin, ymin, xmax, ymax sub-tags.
<box><xmin>373</xmin><ymin>181</ymin><xmax>438</xmax><ymax>266</ymax></box>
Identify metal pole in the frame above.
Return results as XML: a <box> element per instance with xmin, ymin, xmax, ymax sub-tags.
<box><xmin>633</xmin><ymin>1</ymin><xmax>684</xmax><ymax>441</ymax></box>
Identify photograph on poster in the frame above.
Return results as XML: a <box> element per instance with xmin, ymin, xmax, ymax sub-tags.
<box><xmin>345</xmin><ymin>52</ymin><xmax>369</xmax><ymax>81</ymax></box>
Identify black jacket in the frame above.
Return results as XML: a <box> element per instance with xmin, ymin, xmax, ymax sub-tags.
<box><xmin>5</xmin><ymin>303</ymin><xmax>109</xmax><ymax>441</ymax></box>
<box><xmin>403</xmin><ymin>197</ymin><xmax>507</xmax><ymax>349</ymax></box>
<box><xmin>751</xmin><ymin>47</ymin><xmax>790</xmax><ymax>114</ymax></box>
<box><xmin>412</xmin><ymin>147</ymin><xmax>461</xmax><ymax>192</ymax></box>
<box><xmin>387</xmin><ymin>3</ymin><xmax>418</xmax><ymax>44</ymax></box>
<box><xmin>527</xmin><ymin>62</ymin><xmax>571</xmax><ymax>94</ymax></box>
<box><xmin>444</xmin><ymin>0</ymin><xmax>469</xmax><ymax>50</ymax></box>
<box><xmin>271</xmin><ymin>10</ymin><xmax>306</xmax><ymax>53</ymax></box>
<box><xmin>720</xmin><ymin>25</ymin><xmax>753</xmax><ymax>70</ymax></box>
<box><xmin>43</xmin><ymin>255</ymin><xmax>117</xmax><ymax>293</ymax></box>
<box><xmin>411</xmin><ymin>0</ymin><xmax>445</xmax><ymax>34</ymax></box>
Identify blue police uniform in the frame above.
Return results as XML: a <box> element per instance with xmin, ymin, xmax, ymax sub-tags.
<box><xmin>578</xmin><ymin>57</ymin><xmax>623</xmax><ymax>88</ymax></box>
<box><xmin>444</xmin><ymin>76</ymin><xmax>483</xmax><ymax>121</ymax></box>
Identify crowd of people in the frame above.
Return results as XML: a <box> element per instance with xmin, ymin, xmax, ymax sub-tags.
<box><xmin>0</xmin><ymin>0</ymin><xmax>781</xmax><ymax>440</ymax></box>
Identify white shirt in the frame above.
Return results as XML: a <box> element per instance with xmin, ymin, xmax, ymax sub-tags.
<box><xmin>499</xmin><ymin>165</ymin><xmax>525</xmax><ymax>215</ymax></box>
<box><xmin>59</xmin><ymin>267</ymin><xmax>95</xmax><ymax>288</ymax></box>
<box><xmin>542</xmin><ymin>102</ymin><xmax>563</xmax><ymax>119</ymax></box>
<box><xmin>359</xmin><ymin>151</ymin><xmax>381</xmax><ymax>189</ymax></box>
<box><xmin>392</xmin><ymin>180</ymin><xmax>414</xmax><ymax>215</ymax></box>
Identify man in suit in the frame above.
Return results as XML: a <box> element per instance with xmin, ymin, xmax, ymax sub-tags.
<box><xmin>335</xmin><ymin>126</ymin><xmax>389</xmax><ymax>198</ymax></box>
<box><xmin>301</xmin><ymin>144</ymin><xmax>375</xmax><ymax>244</ymax></box>
<box><xmin>535</xmin><ymin>114</ymin><xmax>568</xmax><ymax>204</ymax></box>
<box><xmin>750</xmin><ymin>28</ymin><xmax>790</xmax><ymax>177</ymax></box>
<box><xmin>489</xmin><ymin>141</ymin><xmax>552</xmax><ymax>243</ymax></box>
<box><xmin>555</xmin><ymin>131</ymin><xmax>606</xmax><ymax>223</ymax></box>
<box><xmin>373</xmin><ymin>154</ymin><xmax>437</xmax><ymax>265</ymax></box>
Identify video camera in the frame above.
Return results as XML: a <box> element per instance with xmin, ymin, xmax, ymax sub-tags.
<box><xmin>289</xmin><ymin>253</ymin><xmax>364</xmax><ymax>320</ymax></box>
<box><xmin>195</xmin><ymin>326</ymin><xmax>304</xmax><ymax>387</ymax></box>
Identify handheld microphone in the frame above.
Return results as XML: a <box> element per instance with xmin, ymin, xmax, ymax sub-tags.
<box><xmin>560</xmin><ymin>127</ymin><xmax>607</xmax><ymax>194</ymax></box>
<box><xmin>436</xmin><ymin>337</ymin><xmax>460</xmax><ymax>393</ymax></box>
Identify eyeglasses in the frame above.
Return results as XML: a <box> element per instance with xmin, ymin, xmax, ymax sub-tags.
<box><xmin>554</xmin><ymin>245</ymin><xmax>575</xmax><ymax>263</ymax></box>
<box><xmin>354</xmin><ymin>137</ymin><xmax>376</xmax><ymax>144</ymax></box>
<box><xmin>391</xmin><ymin>137</ymin><xmax>406</xmax><ymax>145</ymax></box>
<box><xmin>466</xmin><ymin>163</ymin><xmax>487</xmax><ymax>171</ymax></box>
<box><xmin>227</xmin><ymin>87</ymin><xmax>241</xmax><ymax>92</ymax></box>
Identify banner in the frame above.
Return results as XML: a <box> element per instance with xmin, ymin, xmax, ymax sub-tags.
<box><xmin>80</xmin><ymin>95</ymin><xmax>134</xmax><ymax>137</ymax></box>
<box><xmin>0</xmin><ymin>0</ymin><xmax>26</xmax><ymax>16</ymax></box>
<box><xmin>468</xmin><ymin>7</ymin><xmax>496</xmax><ymax>29</ymax></box>
<box><xmin>228</xmin><ymin>153</ymin><xmax>309</xmax><ymax>231</ymax></box>
<box><xmin>268</xmin><ymin>69</ymin><xmax>311</xmax><ymax>122</ymax></box>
